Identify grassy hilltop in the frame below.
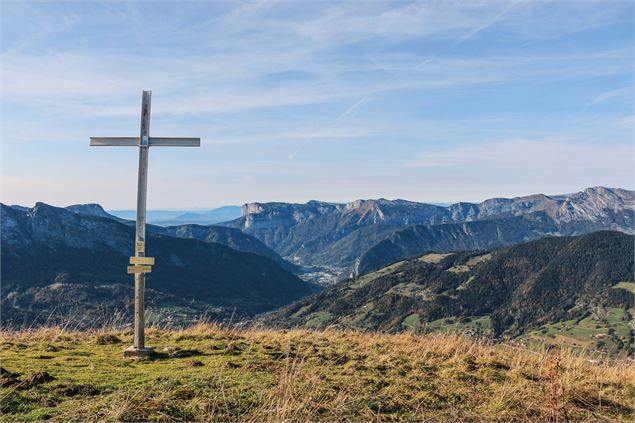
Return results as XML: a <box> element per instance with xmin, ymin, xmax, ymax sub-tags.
<box><xmin>1</xmin><ymin>325</ymin><xmax>633</xmax><ymax>422</ymax></box>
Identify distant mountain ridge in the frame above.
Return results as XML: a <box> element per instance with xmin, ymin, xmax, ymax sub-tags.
<box><xmin>1</xmin><ymin>203</ymin><xmax>313</xmax><ymax>326</ymax></box>
<box><xmin>108</xmin><ymin>206</ymin><xmax>241</xmax><ymax>226</ymax></box>
<box><xmin>224</xmin><ymin>187</ymin><xmax>634</xmax><ymax>279</ymax></box>
<box><xmin>11</xmin><ymin>186</ymin><xmax>634</xmax><ymax>287</ymax></box>
<box><xmin>65</xmin><ymin>203</ymin><xmax>296</xmax><ymax>272</ymax></box>
<box><xmin>155</xmin><ymin>206</ymin><xmax>242</xmax><ymax>226</ymax></box>
<box><xmin>66</xmin><ymin>204</ymin><xmax>128</xmax><ymax>222</ymax></box>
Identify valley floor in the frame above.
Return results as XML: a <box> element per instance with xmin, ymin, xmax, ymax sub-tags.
<box><xmin>1</xmin><ymin>325</ymin><xmax>633</xmax><ymax>422</ymax></box>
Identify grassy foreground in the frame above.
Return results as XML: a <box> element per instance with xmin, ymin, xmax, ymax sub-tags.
<box><xmin>1</xmin><ymin>324</ymin><xmax>633</xmax><ymax>422</ymax></box>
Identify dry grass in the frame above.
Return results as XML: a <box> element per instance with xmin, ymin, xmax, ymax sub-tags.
<box><xmin>1</xmin><ymin>324</ymin><xmax>633</xmax><ymax>422</ymax></box>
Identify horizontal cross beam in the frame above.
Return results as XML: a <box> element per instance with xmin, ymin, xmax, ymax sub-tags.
<box><xmin>90</xmin><ymin>137</ymin><xmax>200</xmax><ymax>147</ymax></box>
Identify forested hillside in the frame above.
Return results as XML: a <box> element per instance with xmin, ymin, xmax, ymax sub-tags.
<box><xmin>266</xmin><ymin>231</ymin><xmax>634</xmax><ymax>356</ymax></box>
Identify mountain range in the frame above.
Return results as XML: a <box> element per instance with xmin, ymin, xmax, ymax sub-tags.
<box><xmin>1</xmin><ymin>203</ymin><xmax>313</xmax><ymax>327</ymax></box>
<box><xmin>2</xmin><ymin>186</ymin><xmax>633</xmax><ymax>337</ymax></box>
<box><xmin>64</xmin><ymin>203</ymin><xmax>296</xmax><ymax>272</ymax></box>
<box><xmin>108</xmin><ymin>206</ymin><xmax>242</xmax><ymax>226</ymax></box>
<box><xmin>65</xmin><ymin>186</ymin><xmax>634</xmax><ymax>285</ymax></box>
<box><xmin>223</xmin><ymin>187</ymin><xmax>634</xmax><ymax>281</ymax></box>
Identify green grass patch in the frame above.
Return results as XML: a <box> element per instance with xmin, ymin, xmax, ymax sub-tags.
<box><xmin>466</xmin><ymin>253</ymin><xmax>492</xmax><ymax>266</ymax></box>
<box><xmin>612</xmin><ymin>281</ymin><xmax>635</xmax><ymax>294</ymax></box>
<box><xmin>457</xmin><ymin>276</ymin><xmax>475</xmax><ymax>290</ymax></box>
<box><xmin>305</xmin><ymin>311</ymin><xmax>333</xmax><ymax>328</ymax></box>
<box><xmin>418</xmin><ymin>253</ymin><xmax>453</xmax><ymax>264</ymax></box>
<box><xmin>520</xmin><ymin>307</ymin><xmax>631</xmax><ymax>358</ymax></box>
<box><xmin>0</xmin><ymin>326</ymin><xmax>633</xmax><ymax>422</ymax></box>
<box><xmin>425</xmin><ymin>316</ymin><xmax>492</xmax><ymax>335</ymax></box>
<box><xmin>351</xmin><ymin>261</ymin><xmax>408</xmax><ymax>288</ymax></box>
<box><xmin>387</xmin><ymin>283</ymin><xmax>429</xmax><ymax>298</ymax></box>
<box><xmin>447</xmin><ymin>265</ymin><xmax>470</xmax><ymax>273</ymax></box>
<box><xmin>290</xmin><ymin>305</ymin><xmax>311</xmax><ymax>319</ymax></box>
<box><xmin>402</xmin><ymin>313</ymin><xmax>421</xmax><ymax>331</ymax></box>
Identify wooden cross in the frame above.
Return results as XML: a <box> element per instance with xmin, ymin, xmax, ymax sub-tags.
<box><xmin>90</xmin><ymin>91</ymin><xmax>200</xmax><ymax>358</ymax></box>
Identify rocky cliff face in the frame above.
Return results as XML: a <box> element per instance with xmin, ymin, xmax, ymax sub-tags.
<box><xmin>449</xmin><ymin>187</ymin><xmax>634</xmax><ymax>225</ymax></box>
<box><xmin>66</xmin><ymin>203</ymin><xmax>126</xmax><ymax>222</ymax></box>
<box><xmin>239</xmin><ymin>201</ymin><xmax>343</xmax><ymax>231</ymax></box>
<box><xmin>224</xmin><ymin>187</ymin><xmax>634</xmax><ymax>278</ymax></box>
<box><xmin>4</xmin><ymin>202</ymin><xmax>132</xmax><ymax>253</ymax></box>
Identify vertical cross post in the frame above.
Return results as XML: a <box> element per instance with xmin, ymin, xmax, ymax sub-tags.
<box><xmin>90</xmin><ymin>90</ymin><xmax>200</xmax><ymax>359</ymax></box>
<box><xmin>134</xmin><ymin>91</ymin><xmax>151</xmax><ymax>351</ymax></box>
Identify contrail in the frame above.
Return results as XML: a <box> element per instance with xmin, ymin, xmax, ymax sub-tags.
<box><xmin>458</xmin><ymin>0</ymin><xmax>522</xmax><ymax>45</ymax></box>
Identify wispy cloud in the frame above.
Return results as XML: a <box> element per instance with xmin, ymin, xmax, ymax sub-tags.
<box><xmin>3</xmin><ymin>1</ymin><xmax>631</xmax><ymax>115</ymax></box>
<box><xmin>406</xmin><ymin>138</ymin><xmax>633</xmax><ymax>172</ymax></box>
<box><xmin>3</xmin><ymin>47</ymin><xmax>629</xmax><ymax>120</ymax></box>
<box><xmin>1</xmin><ymin>0</ymin><xmax>632</xmax><ymax>207</ymax></box>
<box><xmin>586</xmin><ymin>85</ymin><xmax>633</xmax><ymax>106</ymax></box>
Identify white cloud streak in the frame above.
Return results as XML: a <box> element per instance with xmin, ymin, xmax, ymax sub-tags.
<box><xmin>2</xmin><ymin>1</ymin><xmax>631</xmax><ymax>117</ymax></box>
<box><xmin>1</xmin><ymin>0</ymin><xmax>632</xmax><ymax>207</ymax></box>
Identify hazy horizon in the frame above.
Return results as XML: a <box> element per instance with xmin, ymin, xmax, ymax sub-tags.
<box><xmin>5</xmin><ymin>184</ymin><xmax>630</xmax><ymax>212</ymax></box>
<box><xmin>2</xmin><ymin>1</ymin><xmax>633</xmax><ymax>208</ymax></box>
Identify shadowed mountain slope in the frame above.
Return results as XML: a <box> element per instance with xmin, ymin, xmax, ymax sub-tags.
<box><xmin>65</xmin><ymin>203</ymin><xmax>296</xmax><ymax>273</ymax></box>
<box><xmin>1</xmin><ymin>203</ymin><xmax>314</xmax><ymax>326</ymax></box>
<box><xmin>356</xmin><ymin>213</ymin><xmax>558</xmax><ymax>274</ymax></box>
<box><xmin>157</xmin><ymin>224</ymin><xmax>297</xmax><ymax>273</ymax></box>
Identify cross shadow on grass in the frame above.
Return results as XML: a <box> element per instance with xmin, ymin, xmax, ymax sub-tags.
<box><xmin>149</xmin><ymin>348</ymin><xmax>204</xmax><ymax>360</ymax></box>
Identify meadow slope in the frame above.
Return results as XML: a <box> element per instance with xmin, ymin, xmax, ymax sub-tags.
<box><xmin>1</xmin><ymin>325</ymin><xmax>633</xmax><ymax>422</ymax></box>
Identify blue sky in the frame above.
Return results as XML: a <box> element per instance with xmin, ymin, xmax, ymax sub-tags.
<box><xmin>1</xmin><ymin>0</ymin><xmax>633</xmax><ymax>209</ymax></box>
